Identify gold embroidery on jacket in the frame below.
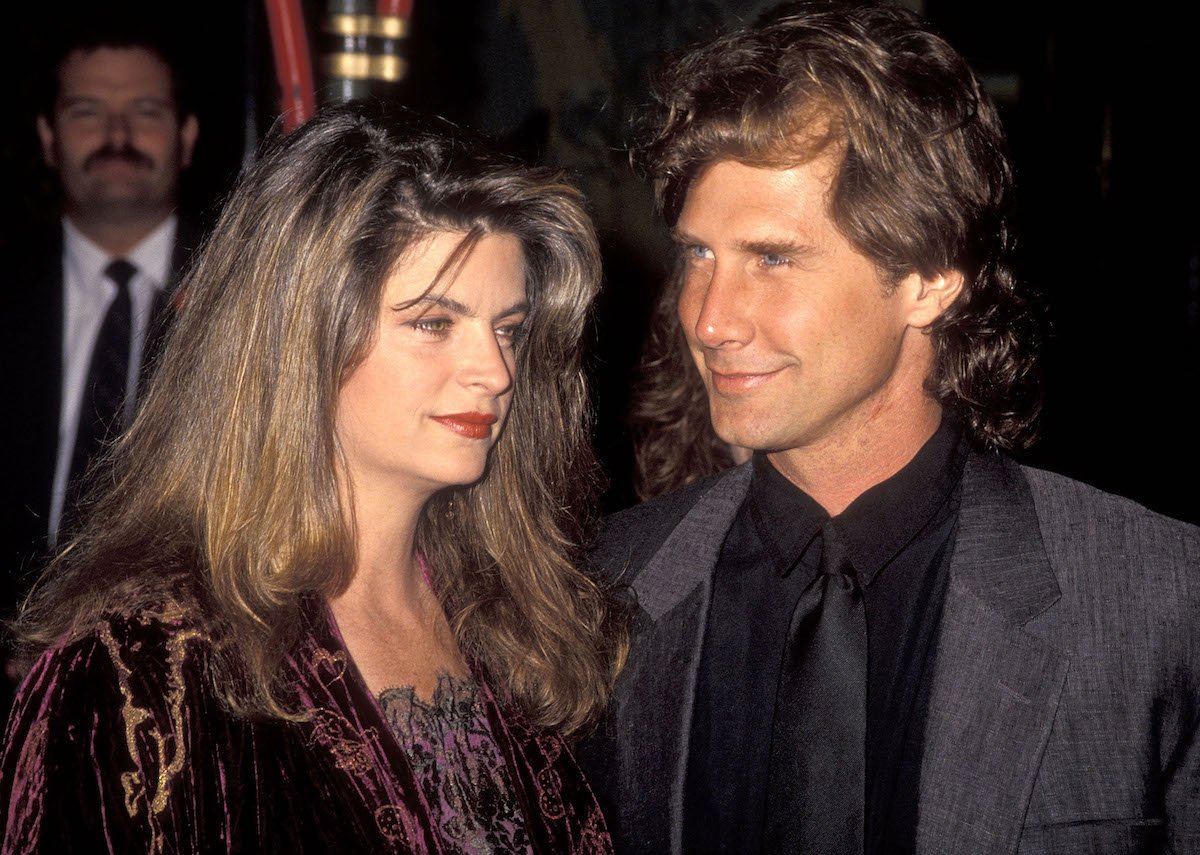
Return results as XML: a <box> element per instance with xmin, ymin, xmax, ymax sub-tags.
<box><xmin>99</xmin><ymin>599</ymin><xmax>206</xmax><ymax>853</ymax></box>
<box><xmin>375</xmin><ymin>804</ymin><xmax>407</xmax><ymax>841</ymax></box>
<box><xmin>308</xmin><ymin>706</ymin><xmax>375</xmax><ymax>774</ymax></box>
<box><xmin>311</xmin><ymin>647</ymin><xmax>348</xmax><ymax>682</ymax></box>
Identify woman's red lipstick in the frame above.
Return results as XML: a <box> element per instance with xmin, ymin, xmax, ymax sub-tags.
<box><xmin>431</xmin><ymin>412</ymin><xmax>498</xmax><ymax>440</ymax></box>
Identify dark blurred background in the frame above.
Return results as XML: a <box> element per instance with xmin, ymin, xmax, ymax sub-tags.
<box><xmin>3</xmin><ymin>0</ymin><xmax>1197</xmax><ymax>523</ymax></box>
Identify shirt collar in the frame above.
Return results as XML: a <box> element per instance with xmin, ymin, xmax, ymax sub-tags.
<box><xmin>749</xmin><ymin>413</ymin><xmax>967</xmax><ymax>585</ymax></box>
<box><xmin>62</xmin><ymin>214</ymin><xmax>177</xmax><ymax>292</ymax></box>
<box><xmin>837</xmin><ymin>414</ymin><xmax>967</xmax><ymax>585</ymax></box>
<box><xmin>748</xmin><ymin>452</ymin><xmax>825</xmax><ymax>577</ymax></box>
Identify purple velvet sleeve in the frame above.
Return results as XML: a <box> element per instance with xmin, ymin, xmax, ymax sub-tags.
<box><xmin>0</xmin><ymin>609</ymin><xmax>225</xmax><ymax>853</ymax></box>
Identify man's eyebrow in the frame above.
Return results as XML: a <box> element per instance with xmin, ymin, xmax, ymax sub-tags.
<box><xmin>668</xmin><ymin>229</ymin><xmax>817</xmax><ymax>258</ymax></box>
<box><xmin>736</xmin><ymin>237</ymin><xmax>817</xmax><ymax>258</ymax></box>
<box><xmin>669</xmin><ymin>228</ymin><xmax>700</xmax><ymax>246</ymax></box>
<box><xmin>59</xmin><ymin>95</ymin><xmax>172</xmax><ymax>106</ymax></box>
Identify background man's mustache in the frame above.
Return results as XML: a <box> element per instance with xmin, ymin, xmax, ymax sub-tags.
<box><xmin>84</xmin><ymin>146</ymin><xmax>154</xmax><ymax>171</ymax></box>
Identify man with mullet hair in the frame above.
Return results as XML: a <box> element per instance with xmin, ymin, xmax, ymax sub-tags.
<box><xmin>582</xmin><ymin>2</ymin><xmax>1200</xmax><ymax>852</ymax></box>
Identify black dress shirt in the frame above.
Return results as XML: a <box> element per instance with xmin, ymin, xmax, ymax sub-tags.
<box><xmin>683</xmin><ymin>416</ymin><xmax>968</xmax><ymax>854</ymax></box>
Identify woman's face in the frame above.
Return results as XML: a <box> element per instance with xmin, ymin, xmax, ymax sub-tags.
<box><xmin>336</xmin><ymin>231</ymin><xmax>529</xmax><ymax>508</ymax></box>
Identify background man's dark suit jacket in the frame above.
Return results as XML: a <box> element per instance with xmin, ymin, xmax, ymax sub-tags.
<box><xmin>583</xmin><ymin>450</ymin><xmax>1199</xmax><ymax>853</ymax></box>
<box><xmin>0</xmin><ymin>222</ymin><xmax>198</xmax><ymax>615</ymax></box>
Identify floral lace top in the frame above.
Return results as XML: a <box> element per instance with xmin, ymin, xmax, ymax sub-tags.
<box><xmin>379</xmin><ymin>672</ymin><xmax>533</xmax><ymax>855</ymax></box>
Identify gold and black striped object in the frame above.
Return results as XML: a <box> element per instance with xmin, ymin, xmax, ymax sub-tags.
<box><xmin>320</xmin><ymin>0</ymin><xmax>412</xmax><ymax>104</ymax></box>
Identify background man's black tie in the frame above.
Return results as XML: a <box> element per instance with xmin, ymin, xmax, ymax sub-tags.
<box><xmin>67</xmin><ymin>258</ymin><xmax>138</xmax><ymax>496</ymax></box>
<box><xmin>764</xmin><ymin>518</ymin><xmax>867</xmax><ymax>853</ymax></box>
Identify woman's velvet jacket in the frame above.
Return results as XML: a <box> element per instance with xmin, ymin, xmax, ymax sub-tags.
<box><xmin>0</xmin><ymin>594</ymin><xmax>611</xmax><ymax>853</ymax></box>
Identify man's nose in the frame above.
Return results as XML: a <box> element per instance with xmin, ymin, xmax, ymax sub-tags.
<box><xmin>104</xmin><ymin>112</ymin><xmax>132</xmax><ymax>147</ymax></box>
<box><xmin>686</xmin><ymin>265</ymin><xmax>754</xmax><ymax>349</ymax></box>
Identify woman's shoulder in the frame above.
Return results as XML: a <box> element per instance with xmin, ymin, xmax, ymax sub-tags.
<box><xmin>1</xmin><ymin>585</ymin><xmax>230</xmax><ymax>849</ymax></box>
<box><xmin>17</xmin><ymin>583</ymin><xmax>217</xmax><ymax>718</ymax></box>
<box><xmin>67</xmin><ymin>581</ymin><xmax>210</xmax><ymax>648</ymax></box>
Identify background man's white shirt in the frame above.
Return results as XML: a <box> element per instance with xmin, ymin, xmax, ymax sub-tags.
<box><xmin>50</xmin><ymin>214</ymin><xmax>177</xmax><ymax>541</ymax></box>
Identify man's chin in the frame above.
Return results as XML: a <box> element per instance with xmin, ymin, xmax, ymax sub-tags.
<box><xmin>711</xmin><ymin>424</ymin><xmax>767</xmax><ymax>456</ymax></box>
<box><xmin>712</xmin><ymin>417</ymin><xmax>807</xmax><ymax>458</ymax></box>
<box><xmin>710</xmin><ymin>407</ymin><xmax>779</xmax><ymax>452</ymax></box>
<box><xmin>77</xmin><ymin>188</ymin><xmax>171</xmax><ymax>220</ymax></box>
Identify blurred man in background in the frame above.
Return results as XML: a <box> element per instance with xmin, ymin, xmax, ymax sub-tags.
<box><xmin>2</xmin><ymin>17</ymin><xmax>200</xmax><ymax>709</ymax></box>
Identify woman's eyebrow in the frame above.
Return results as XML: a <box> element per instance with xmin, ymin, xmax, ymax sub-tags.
<box><xmin>496</xmin><ymin>300</ymin><xmax>531</xmax><ymax>318</ymax></box>
<box><xmin>395</xmin><ymin>295</ymin><xmax>530</xmax><ymax>319</ymax></box>
<box><xmin>392</xmin><ymin>292</ymin><xmax>472</xmax><ymax>314</ymax></box>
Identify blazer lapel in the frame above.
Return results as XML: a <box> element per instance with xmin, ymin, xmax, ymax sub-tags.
<box><xmin>612</xmin><ymin>465</ymin><xmax>752</xmax><ymax>854</ymax></box>
<box><xmin>917</xmin><ymin>451</ymin><xmax>1069</xmax><ymax>854</ymax></box>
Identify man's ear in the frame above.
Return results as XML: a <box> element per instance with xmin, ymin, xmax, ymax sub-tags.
<box><xmin>904</xmin><ymin>269</ymin><xmax>964</xmax><ymax>329</ymax></box>
<box><xmin>36</xmin><ymin>115</ymin><xmax>57</xmax><ymax>169</ymax></box>
<box><xmin>178</xmin><ymin>114</ymin><xmax>199</xmax><ymax>169</ymax></box>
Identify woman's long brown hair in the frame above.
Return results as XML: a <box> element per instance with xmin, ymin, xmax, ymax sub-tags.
<box><xmin>15</xmin><ymin>103</ymin><xmax>627</xmax><ymax>735</ymax></box>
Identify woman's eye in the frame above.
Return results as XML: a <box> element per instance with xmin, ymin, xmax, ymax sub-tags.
<box><xmin>685</xmin><ymin>244</ymin><xmax>714</xmax><ymax>261</ymax></box>
<box><xmin>496</xmin><ymin>321</ymin><xmax>527</xmax><ymax>346</ymax></box>
<box><xmin>411</xmin><ymin>317</ymin><xmax>452</xmax><ymax>335</ymax></box>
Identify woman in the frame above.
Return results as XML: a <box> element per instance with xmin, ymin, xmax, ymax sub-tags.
<box><xmin>1</xmin><ymin>102</ymin><xmax>625</xmax><ymax>853</ymax></box>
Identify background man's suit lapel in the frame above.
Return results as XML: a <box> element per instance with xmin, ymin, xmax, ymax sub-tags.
<box><xmin>614</xmin><ymin>465</ymin><xmax>752</xmax><ymax>854</ymax></box>
<box><xmin>142</xmin><ymin>219</ymin><xmax>201</xmax><ymax>383</ymax></box>
<box><xmin>10</xmin><ymin>229</ymin><xmax>67</xmax><ymax>528</ymax></box>
<box><xmin>917</xmin><ymin>451</ymin><xmax>1069</xmax><ymax>853</ymax></box>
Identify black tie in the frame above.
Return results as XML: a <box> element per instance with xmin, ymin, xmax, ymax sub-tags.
<box><xmin>67</xmin><ymin>258</ymin><xmax>138</xmax><ymax>492</ymax></box>
<box><xmin>764</xmin><ymin>518</ymin><xmax>867</xmax><ymax>853</ymax></box>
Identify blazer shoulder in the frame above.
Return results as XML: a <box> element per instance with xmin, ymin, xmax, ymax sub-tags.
<box><xmin>590</xmin><ymin>467</ymin><xmax>742</xmax><ymax>581</ymax></box>
<box><xmin>0</xmin><ymin>226</ymin><xmax>62</xmax><ymax>316</ymax></box>
<box><xmin>1020</xmin><ymin>463</ymin><xmax>1200</xmax><ymax>612</ymax></box>
<box><xmin>1021</xmin><ymin>464</ymin><xmax>1200</xmax><ymax>550</ymax></box>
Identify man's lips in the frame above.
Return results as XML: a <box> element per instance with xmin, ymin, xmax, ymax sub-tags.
<box><xmin>430</xmin><ymin>412</ymin><xmax>498</xmax><ymax>440</ymax></box>
<box><xmin>707</xmin><ymin>367</ymin><xmax>786</xmax><ymax>394</ymax></box>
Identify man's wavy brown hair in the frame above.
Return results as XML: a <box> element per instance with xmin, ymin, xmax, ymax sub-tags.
<box><xmin>17</xmin><ymin>102</ymin><xmax>626</xmax><ymax>735</ymax></box>
<box><xmin>631</xmin><ymin>0</ymin><xmax>1043</xmax><ymax>499</ymax></box>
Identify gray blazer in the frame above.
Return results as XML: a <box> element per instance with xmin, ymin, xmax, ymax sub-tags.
<box><xmin>583</xmin><ymin>451</ymin><xmax>1200</xmax><ymax>853</ymax></box>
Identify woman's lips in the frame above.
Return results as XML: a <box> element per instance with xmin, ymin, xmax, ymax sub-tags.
<box><xmin>430</xmin><ymin>412</ymin><xmax>498</xmax><ymax>439</ymax></box>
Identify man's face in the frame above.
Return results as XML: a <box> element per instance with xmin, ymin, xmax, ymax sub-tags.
<box><xmin>674</xmin><ymin>157</ymin><xmax>948</xmax><ymax>461</ymax></box>
<box><xmin>37</xmin><ymin>47</ymin><xmax>197</xmax><ymax>223</ymax></box>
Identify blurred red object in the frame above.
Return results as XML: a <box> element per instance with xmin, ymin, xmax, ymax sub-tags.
<box><xmin>376</xmin><ymin>0</ymin><xmax>413</xmax><ymax>15</ymax></box>
<box><xmin>264</xmin><ymin>0</ymin><xmax>317</xmax><ymax>132</ymax></box>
